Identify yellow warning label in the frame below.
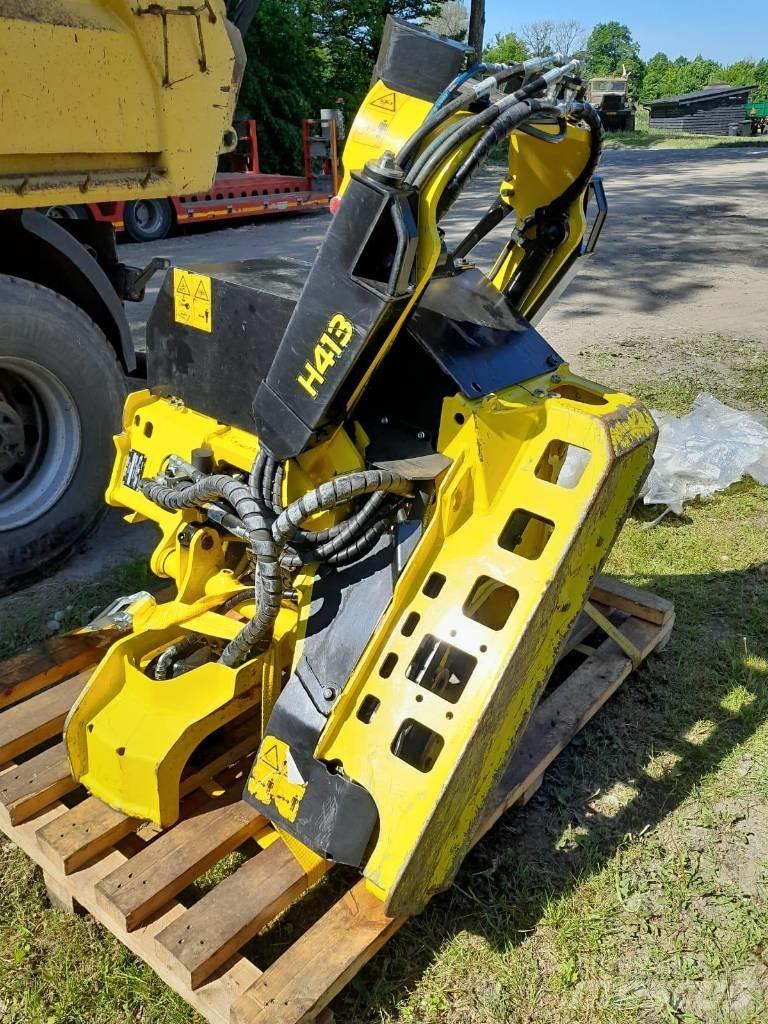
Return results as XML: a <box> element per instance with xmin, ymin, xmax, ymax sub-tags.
<box><xmin>262</xmin><ymin>742</ymin><xmax>281</xmax><ymax>771</ymax></box>
<box><xmin>371</xmin><ymin>91</ymin><xmax>396</xmax><ymax>112</ymax></box>
<box><xmin>173</xmin><ymin>267</ymin><xmax>212</xmax><ymax>333</ymax></box>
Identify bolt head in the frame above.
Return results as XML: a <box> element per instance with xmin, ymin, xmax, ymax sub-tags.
<box><xmin>533</xmin><ymin>388</ymin><xmax>547</xmax><ymax>398</ymax></box>
<box><xmin>550</xmin><ymin>374</ymin><xmax>562</xmax><ymax>384</ymax></box>
<box><xmin>322</xmin><ymin>687</ymin><xmax>336</xmax><ymax>701</ymax></box>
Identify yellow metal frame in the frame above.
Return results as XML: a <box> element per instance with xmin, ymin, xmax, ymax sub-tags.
<box><xmin>317</xmin><ymin>371</ymin><xmax>655</xmax><ymax>914</ymax></box>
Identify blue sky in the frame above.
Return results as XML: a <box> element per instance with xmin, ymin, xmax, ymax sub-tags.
<box><xmin>484</xmin><ymin>0</ymin><xmax>767</xmax><ymax>65</ymax></box>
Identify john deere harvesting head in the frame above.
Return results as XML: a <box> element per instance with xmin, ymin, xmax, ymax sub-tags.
<box><xmin>64</xmin><ymin>19</ymin><xmax>656</xmax><ymax>917</ymax></box>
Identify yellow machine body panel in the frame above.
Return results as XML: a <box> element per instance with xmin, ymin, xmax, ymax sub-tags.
<box><xmin>491</xmin><ymin>125</ymin><xmax>590</xmax><ymax>318</ymax></box>
<box><xmin>316</xmin><ymin>375</ymin><xmax>655</xmax><ymax>912</ymax></box>
<box><xmin>0</xmin><ymin>0</ymin><xmax>243</xmax><ymax>206</ymax></box>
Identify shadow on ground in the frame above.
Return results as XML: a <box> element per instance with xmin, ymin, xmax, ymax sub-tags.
<box><xmin>318</xmin><ymin>555</ymin><xmax>768</xmax><ymax>1021</ymax></box>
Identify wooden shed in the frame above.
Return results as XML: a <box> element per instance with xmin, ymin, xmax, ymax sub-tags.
<box><xmin>645</xmin><ymin>83</ymin><xmax>756</xmax><ymax>135</ymax></box>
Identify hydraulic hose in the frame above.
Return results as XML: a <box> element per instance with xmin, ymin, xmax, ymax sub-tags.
<box><xmin>438</xmin><ymin>98</ymin><xmax>562</xmax><ymax>214</ymax></box>
<box><xmin>399</xmin><ymin>54</ymin><xmax>566</xmax><ymax>172</ymax></box>
<box><xmin>140</xmin><ymin>465</ymin><xmax>411</xmax><ymax>667</ymax></box>
<box><xmin>405</xmin><ymin>71</ymin><xmax>557</xmax><ymax>190</ymax></box>
<box><xmin>139</xmin><ymin>472</ymin><xmax>282</xmax><ymax>666</ymax></box>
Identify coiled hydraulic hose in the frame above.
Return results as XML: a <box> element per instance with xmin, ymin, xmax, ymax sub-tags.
<box><xmin>438</xmin><ymin>98</ymin><xmax>562</xmax><ymax>212</ymax></box>
<box><xmin>140</xmin><ymin>472</ymin><xmax>282</xmax><ymax>666</ymax></box>
<box><xmin>140</xmin><ymin>462</ymin><xmax>411</xmax><ymax>667</ymax></box>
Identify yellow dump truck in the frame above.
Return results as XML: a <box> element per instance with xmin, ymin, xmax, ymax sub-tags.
<box><xmin>0</xmin><ymin>0</ymin><xmax>251</xmax><ymax>591</ymax></box>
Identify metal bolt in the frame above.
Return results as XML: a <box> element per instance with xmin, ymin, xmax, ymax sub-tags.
<box><xmin>416</xmin><ymin>430</ymin><xmax>426</xmax><ymax>440</ymax></box>
<box><xmin>545</xmin><ymin>355</ymin><xmax>558</xmax><ymax>367</ymax></box>
<box><xmin>532</xmin><ymin>388</ymin><xmax>547</xmax><ymax>398</ymax></box>
<box><xmin>550</xmin><ymin>374</ymin><xmax>561</xmax><ymax>384</ymax></box>
<box><xmin>380</xmin><ymin>416</ymin><xmax>389</xmax><ymax>426</ymax></box>
<box><xmin>322</xmin><ymin>687</ymin><xmax>336</xmax><ymax>701</ymax></box>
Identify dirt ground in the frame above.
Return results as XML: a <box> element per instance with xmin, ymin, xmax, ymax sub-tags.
<box><xmin>3</xmin><ymin>145</ymin><xmax>768</xmax><ymax>634</ymax></box>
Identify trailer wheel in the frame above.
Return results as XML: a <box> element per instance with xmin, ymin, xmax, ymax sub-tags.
<box><xmin>0</xmin><ymin>275</ymin><xmax>125</xmax><ymax>593</ymax></box>
<box><xmin>123</xmin><ymin>199</ymin><xmax>174</xmax><ymax>242</ymax></box>
<box><xmin>40</xmin><ymin>204</ymin><xmax>89</xmax><ymax>220</ymax></box>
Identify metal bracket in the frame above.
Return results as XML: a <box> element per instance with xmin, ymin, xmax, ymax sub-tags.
<box><xmin>79</xmin><ymin>591</ymin><xmax>154</xmax><ymax>633</ymax></box>
<box><xmin>120</xmin><ymin>257</ymin><xmax>171</xmax><ymax>303</ymax></box>
<box><xmin>581</xmin><ymin>176</ymin><xmax>607</xmax><ymax>255</ymax></box>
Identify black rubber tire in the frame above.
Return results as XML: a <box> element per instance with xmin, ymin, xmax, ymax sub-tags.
<box><xmin>123</xmin><ymin>198</ymin><xmax>174</xmax><ymax>242</ymax></box>
<box><xmin>0</xmin><ymin>275</ymin><xmax>125</xmax><ymax>594</ymax></box>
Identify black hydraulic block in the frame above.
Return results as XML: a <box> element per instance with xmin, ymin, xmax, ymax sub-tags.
<box><xmin>252</xmin><ymin>167</ymin><xmax>419</xmax><ymax>460</ymax></box>
<box><xmin>374</xmin><ymin>15</ymin><xmax>469</xmax><ymax>103</ymax></box>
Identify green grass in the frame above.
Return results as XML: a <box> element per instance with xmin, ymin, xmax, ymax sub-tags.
<box><xmin>0</xmin><ymin>556</ymin><xmax>156</xmax><ymax>663</ymax></box>
<box><xmin>603</xmin><ymin>129</ymin><xmax>768</xmax><ymax>150</ymax></box>
<box><xmin>1</xmin><ymin>341</ymin><xmax>767</xmax><ymax>1023</ymax></box>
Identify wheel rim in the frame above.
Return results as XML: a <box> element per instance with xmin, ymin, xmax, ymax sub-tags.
<box><xmin>0</xmin><ymin>358</ymin><xmax>82</xmax><ymax>531</ymax></box>
<box><xmin>132</xmin><ymin>200</ymin><xmax>164</xmax><ymax>234</ymax></box>
<box><xmin>43</xmin><ymin>205</ymin><xmax>82</xmax><ymax>220</ymax></box>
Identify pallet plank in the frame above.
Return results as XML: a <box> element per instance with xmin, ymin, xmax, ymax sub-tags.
<box><xmin>96</xmin><ymin>797</ymin><xmax>265</xmax><ymax>931</ymax></box>
<box><xmin>592</xmin><ymin>575</ymin><xmax>673</xmax><ymax>626</ymax></box>
<box><xmin>0</xmin><ymin>631</ymin><xmax>111</xmax><ymax>711</ymax></box>
<box><xmin>230</xmin><ymin>883</ymin><xmax>405</xmax><ymax>1024</ymax></box>
<box><xmin>0</xmin><ymin>671</ymin><xmax>88</xmax><ymax>763</ymax></box>
<box><xmin>0</xmin><ymin>584</ymin><xmax>672</xmax><ymax>1024</ymax></box>
<box><xmin>478</xmin><ymin>613</ymin><xmax>674</xmax><ymax>843</ymax></box>
<box><xmin>5</xmin><ymin>802</ymin><xmax>260</xmax><ymax>1024</ymax></box>
<box><xmin>155</xmin><ymin>838</ymin><xmax>315</xmax><ymax>990</ymax></box>
<box><xmin>0</xmin><ymin>742</ymin><xmax>76</xmax><ymax>825</ymax></box>
<box><xmin>37</xmin><ymin>795</ymin><xmax>138</xmax><ymax>875</ymax></box>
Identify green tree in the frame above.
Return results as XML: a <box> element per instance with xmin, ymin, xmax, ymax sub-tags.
<box><xmin>721</xmin><ymin>58</ymin><xmax>768</xmax><ymax>100</ymax></box>
<box><xmin>584</xmin><ymin>21</ymin><xmax>644</xmax><ymax>95</ymax></box>
<box><xmin>640</xmin><ymin>51</ymin><xmax>671</xmax><ymax>100</ymax></box>
<box><xmin>676</xmin><ymin>54</ymin><xmax>721</xmax><ymax>93</ymax></box>
<box><xmin>239</xmin><ymin>0</ymin><xmax>321</xmax><ymax>172</ymax></box>
<box><xmin>311</xmin><ymin>0</ymin><xmax>441</xmax><ymax>115</ymax></box>
<box><xmin>483</xmin><ymin>31</ymin><xmax>527</xmax><ymax>64</ymax></box>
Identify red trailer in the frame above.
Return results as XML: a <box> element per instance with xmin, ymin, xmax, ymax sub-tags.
<box><xmin>42</xmin><ymin>117</ymin><xmax>339</xmax><ymax>242</ymax></box>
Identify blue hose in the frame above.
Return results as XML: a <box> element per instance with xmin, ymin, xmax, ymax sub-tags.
<box><xmin>431</xmin><ymin>63</ymin><xmax>487</xmax><ymax>113</ymax></box>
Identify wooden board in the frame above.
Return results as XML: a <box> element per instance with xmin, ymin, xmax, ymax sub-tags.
<box><xmin>0</xmin><ymin>576</ymin><xmax>673</xmax><ymax>1024</ymax></box>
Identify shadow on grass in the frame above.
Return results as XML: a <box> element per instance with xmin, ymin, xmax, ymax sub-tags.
<box><xmin>331</xmin><ymin>560</ymin><xmax>768</xmax><ymax>1021</ymax></box>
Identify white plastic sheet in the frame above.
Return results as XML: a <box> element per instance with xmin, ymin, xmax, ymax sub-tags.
<box><xmin>642</xmin><ymin>394</ymin><xmax>768</xmax><ymax>516</ymax></box>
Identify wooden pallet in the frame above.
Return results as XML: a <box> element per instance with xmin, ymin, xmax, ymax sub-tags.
<box><xmin>0</xmin><ymin>575</ymin><xmax>673</xmax><ymax>1024</ymax></box>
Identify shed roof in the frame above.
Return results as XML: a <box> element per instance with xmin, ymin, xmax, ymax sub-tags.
<box><xmin>645</xmin><ymin>83</ymin><xmax>756</xmax><ymax>108</ymax></box>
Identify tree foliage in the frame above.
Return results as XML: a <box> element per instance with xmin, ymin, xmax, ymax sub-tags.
<box><xmin>240</xmin><ymin>0</ymin><xmax>440</xmax><ymax>171</ymax></box>
<box><xmin>639</xmin><ymin>51</ymin><xmax>768</xmax><ymax>101</ymax></box>
<box><xmin>483</xmin><ymin>31</ymin><xmax>527</xmax><ymax>65</ymax></box>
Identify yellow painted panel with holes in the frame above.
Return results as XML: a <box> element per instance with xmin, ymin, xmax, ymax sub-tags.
<box><xmin>317</xmin><ymin>369</ymin><xmax>656</xmax><ymax>916</ymax></box>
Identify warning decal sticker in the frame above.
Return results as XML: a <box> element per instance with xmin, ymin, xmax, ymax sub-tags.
<box><xmin>173</xmin><ymin>267</ymin><xmax>212</xmax><ymax>333</ymax></box>
<box><xmin>370</xmin><ymin>91</ymin><xmax>396</xmax><ymax>112</ymax></box>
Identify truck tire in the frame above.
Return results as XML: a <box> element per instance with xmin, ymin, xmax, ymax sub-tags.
<box><xmin>0</xmin><ymin>275</ymin><xmax>125</xmax><ymax>593</ymax></box>
<box><xmin>123</xmin><ymin>198</ymin><xmax>173</xmax><ymax>242</ymax></box>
